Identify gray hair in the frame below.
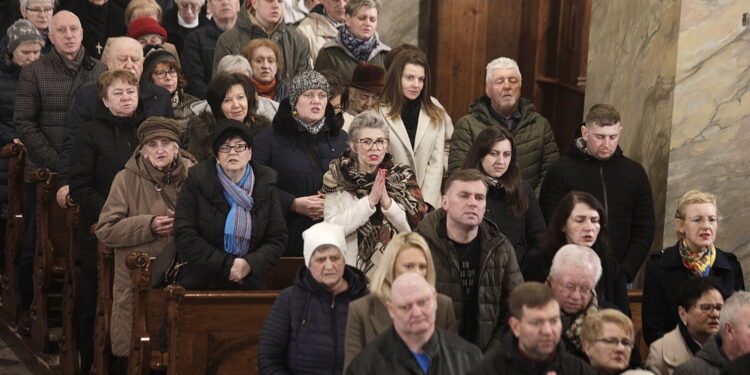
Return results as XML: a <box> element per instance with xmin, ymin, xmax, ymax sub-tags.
<box><xmin>485</xmin><ymin>57</ymin><xmax>522</xmax><ymax>85</ymax></box>
<box><xmin>48</xmin><ymin>10</ymin><xmax>79</xmax><ymax>33</ymax></box>
<box><xmin>21</xmin><ymin>0</ymin><xmax>54</xmax><ymax>10</ymax></box>
<box><xmin>348</xmin><ymin>111</ymin><xmax>388</xmax><ymax>146</ymax></box>
<box><xmin>101</xmin><ymin>37</ymin><xmax>142</xmax><ymax>62</ymax></box>
<box><xmin>216</xmin><ymin>55</ymin><xmax>252</xmax><ymax>77</ymax></box>
<box><xmin>345</xmin><ymin>0</ymin><xmax>380</xmax><ymax>16</ymax></box>
<box><xmin>176</xmin><ymin>0</ymin><xmax>206</xmax><ymax>6</ymax></box>
<box><xmin>139</xmin><ymin>141</ymin><xmax>179</xmax><ymax>155</ymax></box>
<box><xmin>719</xmin><ymin>291</ymin><xmax>750</xmax><ymax>329</ymax></box>
<box><xmin>549</xmin><ymin>244</ymin><xmax>603</xmax><ymax>284</ymax></box>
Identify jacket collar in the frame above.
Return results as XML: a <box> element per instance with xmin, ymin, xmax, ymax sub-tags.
<box><xmin>271</xmin><ymin>98</ymin><xmax>342</xmax><ymax>138</ymax></box>
<box><xmin>381</xmin><ymin>326</ymin><xmax>441</xmax><ymax>373</ymax></box>
<box><xmin>48</xmin><ymin>46</ymin><xmax>97</xmax><ymax>73</ymax></box>
<box><xmin>567</xmin><ymin>136</ymin><xmax>624</xmax><ymax>162</ymax></box>
<box><xmin>658</xmin><ymin>242</ymin><xmax>736</xmax><ymax>272</ymax></box>
<box><xmin>696</xmin><ymin>332</ymin><xmax>730</xmax><ymax>369</ymax></box>
<box><xmin>295</xmin><ymin>264</ymin><xmax>369</xmax><ymax>298</ymax></box>
<box><xmin>497</xmin><ymin>331</ymin><xmax>568</xmax><ymax>370</ymax></box>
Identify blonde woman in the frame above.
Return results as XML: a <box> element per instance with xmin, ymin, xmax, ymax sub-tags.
<box><xmin>343</xmin><ymin>232</ymin><xmax>457</xmax><ymax>368</ymax></box>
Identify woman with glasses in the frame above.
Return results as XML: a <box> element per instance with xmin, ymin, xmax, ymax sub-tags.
<box><xmin>643</xmin><ymin>190</ymin><xmax>744</xmax><ymax>345</ymax></box>
<box><xmin>646</xmin><ymin>278</ymin><xmax>723</xmax><ymax>375</ymax></box>
<box><xmin>11</xmin><ymin>0</ymin><xmax>54</xmax><ymax>54</ymax></box>
<box><xmin>376</xmin><ymin>49</ymin><xmax>452</xmax><ymax>208</ymax></box>
<box><xmin>142</xmin><ymin>47</ymin><xmax>198</xmax><ymax>140</ymax></box>
<box><xmin>581</xmin><ymin>309</ymin><xmax>652</xmax><ymax>375</ymax></box>
<box><xmin>321</xmin><ymin>111</ymin><xmax>428</xmax><ymax>274</ymax></box>
<box><xmin>173</xmin><ymin>119</ymin><xmax>287</xmax><ymax>290</ymax></box>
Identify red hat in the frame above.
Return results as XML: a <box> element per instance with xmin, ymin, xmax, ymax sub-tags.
<box><xmin>128</xmin><ymin>17</ymin><xmax>168</xmax><ymax>41</ymax></box>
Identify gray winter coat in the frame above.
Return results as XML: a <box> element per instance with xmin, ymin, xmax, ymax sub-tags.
<box><xmin>674</xmin><ymin>333</ymin><xmax>729</xmax><ymax>375</ymax></box>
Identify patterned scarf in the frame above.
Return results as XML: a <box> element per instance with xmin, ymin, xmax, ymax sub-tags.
<box><xmin>679</xmin><ymin>239</ymin><xmax>716</xmax><ymax>277</ymax></box>
<box><xmin>338</xmin><ymin>25</ymin><xmax>379</xmax><ymax>63</ymax></box>
<box><xmin>321</xmin><ymin>149</ymin><xmax>428</xmax><ymax>273</ymax></box>
<box><xmin>216</xmin><ymin>162</ymin><xmax>255</xmax><ymax>257</ymax></box>
<box><xmin>563</xmin><ymin>291</ymin><xmax>599</xmax><ymax>352</ymax></box>
<box><xmin>293</xmin><ymin>114</ymin><xmax>326</xmax><ymax>135</ymax></box>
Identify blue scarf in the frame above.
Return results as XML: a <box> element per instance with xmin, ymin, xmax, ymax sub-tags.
<box><xmin>338</xmin><ymin>25</ymin><xmax>379</xmax><ymax>63</ymax></box>
<box><xmin>216</xmin><ymin>162</ymin><xmax>255</xmax><ymax>256</ymax></box>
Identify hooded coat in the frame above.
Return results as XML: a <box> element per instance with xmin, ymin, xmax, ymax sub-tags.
<box><xmin>449</xmin><ymin>96</ymin><xmax>559</xmax><ymax>190</ymax></box>
<box><xmin>314</xmin><ymin>38</ymin><xmax>390</xmax><ymax>83</ymax></box>
<box><xmin>258</xmin><ymin>265</ymin><xmax>369</xmax><ymax>375</ymax></box>
<box><xmin>253</xmin><ymin>99</ymin><xmax>348</xmax><ymax>256</ymax></box>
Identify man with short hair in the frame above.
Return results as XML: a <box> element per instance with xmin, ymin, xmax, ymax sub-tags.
<box><xmin>181</xmin><ymin>0</ymin><xmax>240</xmax><ymax>99</ymax></box>
<box><xmin>676</xmin><ymin>291</ymin><xmax>750</xmax><ymax>375</ymax></box>
<box><xmin>163</xmin><ymin>0</ymin><xmax>209</xmax><ymax>54</ymax></box>
<box><xmin>539</xmin><ymin>103</ymin><xmax>655</xmax><ymax>282</ymax></box>
<box><xmin>297</xmin><ymin>0</ymin><xmax>347</xmax><ymax>63</ymax></box>
<box><xmin>346</xmin><ymin>273</ymin><xmax>482</xmax><ymax>374</ymax></box>
<box><xmin>416</xmin><ymin>169</ymin><xmax>523</xmax><ymax>353</ymax></box>
<box><xmin>212</xmin><ymin>0</ymin><xmax>311</xmax><ymax>80</ymax></box>
<box><xmin>342</xmin><ymin>62</ymin><xmax>384</xmax><ymax>130</ymax></box>
<box><xmin>449</xmin><ymin>56</ymin><xmax>559</xmax><ymax>190</ymax></box>
<box><xmin>468</xmin><ymin>282</ymin><xmax>596</xmax><ymax>374</ymax></box>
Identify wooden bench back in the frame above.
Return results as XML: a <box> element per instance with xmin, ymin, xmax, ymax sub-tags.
<box><xmin>127</xmin><ymin>253</ymin><xmax>169</xmax><ymax>375</ymax></box>
<box><xmin>264</xmin><ymin>257</ymin><xmax>303</xmax><ymax>290</ymax></box>
<box><xmin>92</xmin><ymin>240</ymin><xmax>115</xmax><ymax>375</ymax></box>
<box><xmin>628</xmin><ymin>289</ymin><xmax>647</xmax><ymax>363</ymax></box>
<box><xmin>1</xmin><ymin>143</ymin><xmax>25</xmax><ymax>322</ymax></box>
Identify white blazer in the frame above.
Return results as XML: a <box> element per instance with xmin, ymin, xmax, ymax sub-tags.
<box><xmin>378</xmin><ymin>98</ymin><xmax>452</xmax><ymax>208</ymax></box>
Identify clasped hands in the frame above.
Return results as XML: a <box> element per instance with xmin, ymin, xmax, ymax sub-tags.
<box><xmin>368</xmin><ymin>169</ymin><xmax>392</xmax><ymax>210</ymax></box>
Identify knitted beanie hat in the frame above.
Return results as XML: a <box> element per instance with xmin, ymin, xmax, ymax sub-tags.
<box><xmin>137</xmin><ymin>116</ymin><xmax>181</xmax><ymax>145</ymax></box>
<box><xmin>302</xmin><ymin>222</ymin><xmax>347</xmax><ymax>266</ymax></box>
<box><xmin>289</xmin><ymin>70</ymin><xmax>330</xmax><ymax>108</ymax></box>
<box><xmin>128</xmin><ymin>17</ymin><xmax>168</xmax><ymax>41</ymax></box>
<box><xmin>6</xmin><ymin>19</ymin><xmax>45</xmax><ymax>53</ymax></box>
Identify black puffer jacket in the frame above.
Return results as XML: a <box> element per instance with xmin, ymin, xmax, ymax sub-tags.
<box><xmin>416</xmin><ymin>209</ymin><xmax>524</xmax><ymax>352</ymax></box>
<box><xmin>539</xmin><ymin>138</ymin><xmax>655</xmax><ymax>281</ymax></box>
<box><xmin>345</xmin><ymin>327</ymin><xmax>482</xmax><ymax>375</ymax></box>
<box><xmin>181</xmin><ymin>19</ymin><xmax>223</xmax><ymax>99</ymax></box>
<box><xmin>258</xmin><ymin>265</ymin><xmax>368</xmax><ymax>375</ymax></box>
<box><xmin>0</xmin><ymin>49</ymin><xmax>20</xmax><ymax>206</ymax></box>
<box><xmin>69</xmin><ymin>104</ymin><xmax>143</xmax><ymax>265</ymax></box>
<box><xmin>253</xmin><ymin>99</ymin><xmax>348</xmax><ymax>256</ymax></box>
<box><xmin>174</xmin><ymin>159</ymin><xmax>287</xmax><ymax>290</ymax></box>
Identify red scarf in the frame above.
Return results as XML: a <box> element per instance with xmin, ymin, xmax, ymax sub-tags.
<box><xmin>253</xmin><ymin>77</ymin><xmax>277</xmax><ymax>100</ymax></box>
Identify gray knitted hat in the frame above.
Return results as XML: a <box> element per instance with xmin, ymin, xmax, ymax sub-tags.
<box><xmin>289</xmin><ymin>70</ymin><xmax>330</xmax><ymax>108</ymax></box>
<box><xmin>6</xmin><ymin>19</ymin><xmax>45</xmax><ymax>53</ymax></box>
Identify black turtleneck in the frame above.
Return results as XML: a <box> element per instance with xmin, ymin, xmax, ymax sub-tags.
<box><xmin>400</xmin><ymin>99</ymin><xmax>420</xmax><ymax>147</ymax></box>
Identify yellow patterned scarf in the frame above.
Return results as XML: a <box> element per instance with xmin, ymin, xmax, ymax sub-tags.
<box><xmin>679</xmin><ymin>239</ymin><xmax>716</xmax><ymax>277</ymax></box>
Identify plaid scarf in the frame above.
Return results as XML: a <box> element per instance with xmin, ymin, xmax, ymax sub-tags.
<box><xmin>321</xmin><ymin>149</ymin><xmax>428</xmax><ymax>273</ymax></box>
<box><xmin>679</xmin><ymin>239</ymin><xmax>716</xmax><ymax>277</ymax></box>
<box><xmin>338</xmin><ymin>25</ymin><xmax>379</xmax><ymax>63</ymax></box>
<box><xmin>563</xmin><ymin>291</ymin><xmax>599</xmax><ymax>352</ymax></box>
<box><xmin>216</xmin><ymin>162</ymin><xmax>255</xmax><ymax>257</ymax></box>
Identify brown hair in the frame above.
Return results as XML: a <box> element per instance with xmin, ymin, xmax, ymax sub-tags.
<box><xmin>146</xmin><ymin>59</ymin><xmax>188</xmax><ymax>90</ymax></box>
<box><xmin>97</xmin><ymin>69</ymin><xmax>139</xmax><ymax>100</ymax></box>
<box><xmin>443</xmin><ymin>169</ymin><xmax>486</xmax><ymax>194</ymax></box>
<box><xmin>674</xmin><ymin>190</ymin><xmax>718</xmax><ymax>241</ymax></box>
<box><xmin>378</xmin><ymin>49</ymin><xmax>444</xmax><ymax>124</ymax></box>
<box><xmin>585</xmin><ymin>103</ymin><xmax>621</xmax><ymax>127</ymax></box>
<box><xmin>462</xmin><ymin>126</ymin><xmax>528</xmax><ymax>218</ymax></box>
<box><xmin>125</xmin><ymin>0</ymin><xmax>163</xmax><ymax>23</ymax></box>
<box><xmin>540</xmin><ymin>191</ymin><xmax>612</xmax><ymax>259</ymax></box>
<box><xmin>241</xmin><ymin>38</ymin><xmax>285</xmax><ymax>77</ymax></box>
<box><xmin>509</xmin><ymin>282</ymin><xmax>557</xmax><ymax>319</ymax></box>
<box><xmin>384</xmin><ymin>43</ymin><xmax>420</xmax><ymax>71</ymax></box>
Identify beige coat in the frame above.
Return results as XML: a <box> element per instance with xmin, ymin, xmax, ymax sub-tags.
<box><xmin>646</xmin><ymin>326</ymin><xmax>694</xmax><ymax>375</ymax></box>
<box><xmin>94</xmin><ymin>148</ymin><xmax>195</xmax><ymax>356</ymax></box>
<box><xmin>378</xmin><ymin>98</ymin><xmax>453</xmax><ymax>208</ymax></box>
<box><xmin>296</xmin><ymin>10</ymin><xmax>338</xmax><ymax>65</ymax></box>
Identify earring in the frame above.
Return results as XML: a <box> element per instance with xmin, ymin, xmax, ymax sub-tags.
<box><xmin>292</xmin><ymin>110</ymin><xmax>298</xmax><ymax>115</ymax></box>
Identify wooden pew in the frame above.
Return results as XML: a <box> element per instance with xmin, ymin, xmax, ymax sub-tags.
<box><xmin>264</xmin><ymin>257</ymin><xmax>303</xmax><ymax>290</ymax></box>
<box><xmin>91</xmin><ymin>240</ymin><xmax>115</xmax><ymax>375</ymax></box>
<box><xmin>59</xmin><ymin>203</ymin><xmax>81</xmax><ymax>375</ymax></box>
<box><xmin>165</xmin><ymin>285</ymin><xmax>279</xmax><ymax>375</ymax></box>
<box><xmin>628</xmin><ymin>289</ymin><xmax>647</xmax><ymax>363</ymax></box>
<box><xmin>1</xmin><ymin>143</ymin><xmax>25</xmax><ymax>323</ymax></box>
<box><xmin>29</xmin><ymin>169</ymin><xmax>71</xmax><ymax>353</ymax></box>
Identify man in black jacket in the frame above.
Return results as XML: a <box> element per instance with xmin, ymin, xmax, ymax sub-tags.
<box><xmin>539</xmin><ymin>103</ymin><xmax>655</xmax><ymax>282</ymax></box>
<box><xmin>468</xmin><ymin>282</ymin><xmax>596</xmax><ymax>375</ymax></box>
<box><xmin>346</xmin><ymin>273</ymin><xmax>482</xmax><ymax>374</ymax></box>
<box><xmin>57</xmin><ymin>36</ymin><xmax>173</xmax><ymax>208</ymax></box>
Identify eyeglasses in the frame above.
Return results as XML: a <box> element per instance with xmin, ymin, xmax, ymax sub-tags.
<box><xmin>152</xmin><ymin>69</ymin><xmax>178</xmax><ymax>79</ymax></box>
<box><xmin>549</xmin><ymin>278</ymin><xmax>593</xmax><ymax>296</ymax></box>
<box><xmin>595</xmin><ymin>337</ymin><xmax>633</xmax><ymax>349</ymax></box>
<box><xmin>178</xmin><ymin>2</ymin><xmax>201</xmax><ymax>11</ymax></box>
<box><xmin>696</xmin><ymin>303</ymin><xmax>723</xmax><ymax>313</ymax></box>
<box><xmin>218</xmin><ymin>143</ymin><xmax>248</xmax><ymax>153</ymax></box>
<box><xmin>357</xmin><ymin>138</ymin><xmax>388</xmax><ymax>150</ymax></box>
<box><xmin>26</xmin><ymin>7</ymin><xmax>54</xmax><ymax>13</ymax></box>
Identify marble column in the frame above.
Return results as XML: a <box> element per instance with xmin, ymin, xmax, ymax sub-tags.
<box><xmin>377</xmin><ymin>0</ymin><xmax>429</xmax><ymax>50</ymax></box>
<box><xmin>585</xmin><ymin>0</ymin><xmax>750</xmax><ymax>287</ymax></box>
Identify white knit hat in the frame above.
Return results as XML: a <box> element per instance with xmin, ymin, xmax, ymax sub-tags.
<box><xmin>302</xmin><ymin>222</ymin><xmax>346</xmax><ymax>266</ymax></box>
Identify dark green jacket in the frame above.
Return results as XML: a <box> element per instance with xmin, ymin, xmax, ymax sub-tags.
<box><xmin>416</xmin><ymin>209</ymin><xmax>524</xmax><ymax>353</ymax></box>
<box><xmin>448</xmin><ymin>96</ymin><xmax>559</xmax><ymax>190</ymax></box>
<box><xmin>212</xmin><ymin>8</ymin><xmax>311</xmax><ymax>80</ymax></box>
<box><xmin>314</xmin><ymin>39</ymin><xmax>390</xmax><ymax>82</ymax></box>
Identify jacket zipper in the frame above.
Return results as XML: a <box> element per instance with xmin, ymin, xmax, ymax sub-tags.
<box><xmin>599</xmin><ymin>164</ymin><xmax>609</xmax><ymax>219</ymax></box>
<box><xmin>330</xmin><ymin>295</ymin><xmax>337</xmax><ymax>373</ymax></box>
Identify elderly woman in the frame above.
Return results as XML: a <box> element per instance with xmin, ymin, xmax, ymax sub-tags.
<box><xmin>254</xmin><ymin>70</ymin><xmax>348</xmax><ymax>256</ymax></box>
<box><xmin>125</xmin><ymin>0</ymin><xmax>163</xmax><ymax>24</ymax></box>
<box><xmin>524</xmin><ymin>191</ymin><xmax>630</xmax><ymax>316</ymax></box>
<box><xmin>461</xmin><ymin>126</ymin><xmax>545</xmax><ymax>267</ymax></box>
<box><xmin>7</xmin><ymin>0</ymin><xmax>53</xmax><ymax>54</ymax></box>
<box><xmin>142</xmin><ymin>47</ymin><xmax>198</xmax><ymax>139</ymax></box>
<box><xmin>186</xmin><ymin>72</ymin><xmax>270</xmax><ymax>161</ymax></box>
<box><xmin>174</xmin><ymin>119</ymin><xmax>287</xmax><ymax>290</ymax></box>
<box><xmin>314</xmin><ymin>0</ymin><xmax>390</xmax><ymax>81</ymax></box>
<box><xmin>343</xmin><ymin>231</ymin><xmax>457</xmax><ymax>368</ymax></box>
<box><xmin>215</xmin><ymin>55</ymin><xmax>279</xmax><ymax>121</ymax></box>
<box><xmin>582</xmin><ymin>309</ymin><xmax>653</xmax><ymax>375</ymax></box>
<box><xmin>94</xmin><ymin>117</ymin><xmax>195</xmax><ymax>364</ymax></box>
<box><xmin>321</xmin><ymin>111</ymin><xmax>428</xmax><ymax>273</ymax></box>
<box><xmin>242</xmin><ymin>38</ymin><xmax>288</xmax><ymax>103</ymax></box>
<box><xmin>258</xmin><ymin>222</ymin><xmax>369</xmax><ymax>375</ymax></box>
<box><xmin>646</xmin><ymin>278</ymin><xmax>723</xmax><ymax>375</ymax></box>
<box><xmin>643</xmin><ymin>190</ymin><xmax>744</xmax><ymax>345</ymax></box>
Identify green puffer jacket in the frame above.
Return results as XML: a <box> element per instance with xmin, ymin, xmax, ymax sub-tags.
<box><xmin>212</xmin><ymin>9</ymin><xmax>311</xmax><ymax>80</ymax></box>
<box><xmin>448</xmin><ymin>96</ymin><xmax>559</xmax><ymax>190</ymax></box>
<box><xmin>416</xmin><ymin>209</ymin><xmax>524</xmax><ymax>353</ymax></box>
<box><xmin>314</xmin><ymin>39</ymin><xmax>390</xmax><ymax>82</ymax></box>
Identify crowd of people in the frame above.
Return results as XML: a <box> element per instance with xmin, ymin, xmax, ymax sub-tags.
<box><xmin>0</xmin><ymin>0</ymin><xmax>748</xmax><ymax>374</ymax></box>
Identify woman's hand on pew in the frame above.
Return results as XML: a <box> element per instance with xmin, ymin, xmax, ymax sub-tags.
<box><xmin>229</xmin><ymin>258</ymin><xmax>251</xmax><ymax>283</ymax></box>
<box><xmin>151</xmin><ymin>215</ymin><xmax>174</xmax><ymax>236</ymax></box>
<box><xmin>56</xmin><ymin>185</ymin><xmax>70</xmax><ymax>208</ymax></box>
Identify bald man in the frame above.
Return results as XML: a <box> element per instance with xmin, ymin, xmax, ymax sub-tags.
<box><xmin>14</xmin><ymin>9</ymin><xmax>107</xmax><ymax>337</ymax></box>
<box><xmin>346</xmin><ymin>273</ymin><xmax>482</xmax><ymax>374</ymax></box>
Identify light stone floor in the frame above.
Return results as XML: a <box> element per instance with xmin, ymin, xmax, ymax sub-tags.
<box><xmin>0</xmin><ymin>334</ymin><xmax>32</xmax><ymax>374</ymax></box>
